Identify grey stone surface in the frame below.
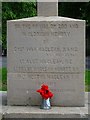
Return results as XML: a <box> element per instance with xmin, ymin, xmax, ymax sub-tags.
<box><xmin>0</xmin><ymin>57</ymin><xmax>7</xmax><ymax>68</ymax></box>
<box><xmin>0</xmin><ymin>91</ymin><xmax>7</xmax><ymax>105</ymax></box>
<box><xmin>37</xmin><ymin>1</ymin><xmax>58</xmax><ymax>16</ymax></box>
<box><xmin>1</xmin><ymin>56</ymin><xmax>90</xmax><ymax>69</ymax></box>
<box><xmin>1</xmin><ymin>92</ymin><xmax>88</xmax><ymax>119</ymax></box>
<box><xmin>7</xmin><ymin>16</ymin><xmax>85</xmax><ymax>106</ymax></box>
<box><xmin>2</xmin><ymin>106</ymin><xmax>88</xmax><ymax>119</ymax></box>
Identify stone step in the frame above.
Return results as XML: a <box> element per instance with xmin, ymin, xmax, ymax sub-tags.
<box><xmin>0</xmin><ymin>92</ymin><xmax>89</xmax><ymax>120</ymax></box>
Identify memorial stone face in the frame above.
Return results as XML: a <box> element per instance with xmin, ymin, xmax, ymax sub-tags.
<box><xmin>7</xmin><ymin>3</ymin><xmax>85</xmax><ymax>106</ymax></box>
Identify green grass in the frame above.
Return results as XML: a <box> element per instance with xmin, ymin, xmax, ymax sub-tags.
<box><xmin>85</xmin><ymin>70</ymin><xmax>90</xmax><ymax>91</ymax></box>
<box><xmin>0</xmin><ymin>67</ymin><xmax>90</xmax><ymax>91</ymax></box>
<box><xmin>0</xmin><ymin>67</ymin><xmax>7</xmax><ymax>91</ymax></box>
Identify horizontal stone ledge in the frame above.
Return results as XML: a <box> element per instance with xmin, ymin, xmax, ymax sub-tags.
<box><xmin>1</xmin><ymin>92</ymin><xmax>89</xmax><ymax>119</ymax></box>
<box><xmin>2</xmin><ymin>106</ymin><xmax>88</xmax><ymax>119</ymax></box>
<box><xmin>7</xmin><ymin>72</ymin><xmax>84</xmax><ymax>74</ymax></box>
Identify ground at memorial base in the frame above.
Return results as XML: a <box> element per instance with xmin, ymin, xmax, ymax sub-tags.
<box><xmin>0</xmin><ymin>92</ymin><xmax>89</xmax><ymax>120</ymax></box>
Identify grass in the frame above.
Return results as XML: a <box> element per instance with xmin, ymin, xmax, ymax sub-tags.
<box><xmin>0</xmin><ymin>67</ymin><xmax>90</xmax><ymax>91</ymax></box>
<box><xmin>0</xmin><ymin>67</ymin><xmax>7</xmax><ymax>91</ymax></box>
<box><xmin>85</xmin><ymin>69</ymin><xmax>90</xmax><ymax>91</ymax></box>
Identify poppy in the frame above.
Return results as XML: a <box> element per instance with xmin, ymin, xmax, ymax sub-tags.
<box><xmin>37</xmin><ymin>84</ymin><xmax>53</xmax><ymax>99</ymax></box>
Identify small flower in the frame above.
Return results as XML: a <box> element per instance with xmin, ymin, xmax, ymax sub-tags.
<box><xmin>37</xmin><ymin>84</ymin><xmax>53</xmax><ymax>99</ymax></box>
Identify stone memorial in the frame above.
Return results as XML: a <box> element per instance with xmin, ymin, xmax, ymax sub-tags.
<box><xmin>7</xmin><ymin>1</ymin><xmax>85</xmax><ymax>106</ymax></box>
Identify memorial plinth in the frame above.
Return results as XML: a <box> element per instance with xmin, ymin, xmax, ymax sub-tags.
<box><xmin>7</xmin><ymin>16</ymin><xmax>85</xmax><ymax>106</ymax></box>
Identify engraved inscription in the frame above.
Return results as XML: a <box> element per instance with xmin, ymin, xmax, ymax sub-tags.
<box><xmin>13</xmin><ymin>66</ymin><xmax>81</xmax><ymax>73</ymax></box>
<box><xmin>14</xmin><ymin>22</ymin><xmax>79</xmax><ymax>37</ymax></box>
<box><xmin>14</xmin><ymin>23</ymin><xmax>78</xmax><ymax>29</ymax></box>
<box><xmin>15</xmin><ymin>73</ymin><xmax>79</xmax><ymax>80</ymax></box>
<box><xmin>13</xmin><ymin>46</ymin><xmax>78</xmax><ymax>52</ymax></box>
<box><xmin>8</xmin><ymin>21</ymin><xmax>83</xmax><ymax>73</ymax></box>
<box><xmin>12</xmin><ymin>45</ymin><xmax>80</xmax><ymax>72</ymax></box>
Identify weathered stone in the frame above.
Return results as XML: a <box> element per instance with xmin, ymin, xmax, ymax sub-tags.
<box><xmin>37</xmin><ymin>1</ymin><xmax>58</xmax><ymax>16</ymax></box>
<box><xmin>2</xmin><ymin>93</ymin><xmax>88</xmax><ymax>119</ymax></box>
<box><xmin>0</xmin><ymin>92</ymin><xmax>88</xmax><ymax>119</ymax></box>
<box><xmin>7</xmin><ymin>17</ymin><xmax>85</xmax><ymax>106</ymax></box>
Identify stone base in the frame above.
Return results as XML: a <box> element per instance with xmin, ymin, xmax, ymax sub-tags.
<box><xmin>2</xmin><ymin>106</ymin><xmax>88</xmax><ymax>119</ymax></box>
<box><xmin>1</xmin><ymin>92</ymin><xmax>89</xmax><ymax>119</ymax></box>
